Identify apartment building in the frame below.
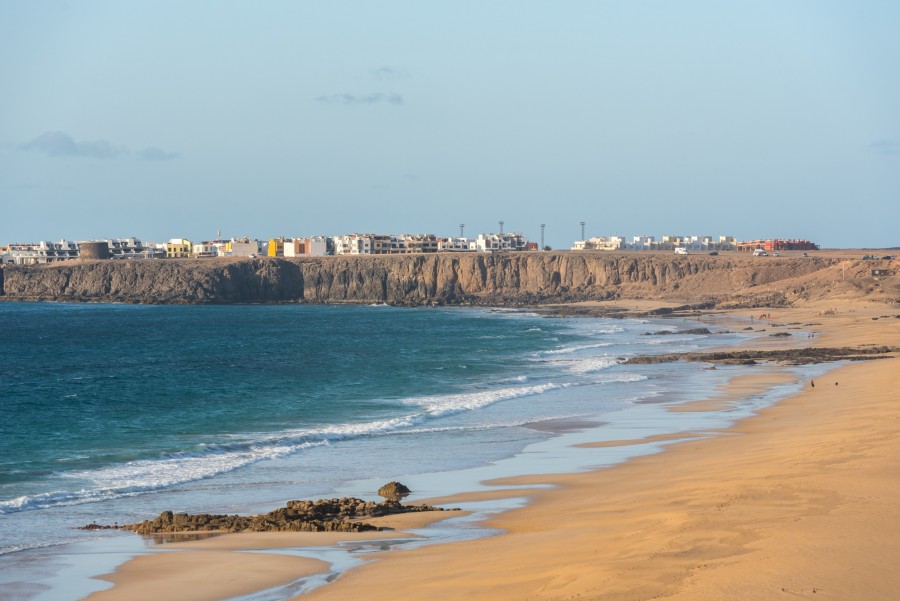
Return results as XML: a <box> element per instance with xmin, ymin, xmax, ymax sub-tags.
<box><xmin>571</xmin><ymin>236</ymin><xmax>623</xmax><ymax>251</ymax></box>
<box><xmin>404</xmin><ymin>234</ymin><xmax>439</xmax><ymax>254</ymax></box>
<box><xmin>736</xmin><ymin>239</ymin><xmax>819</xmax><ymax>252</ymax></box>
<box><xmin>231</xmin><ymin>238</ymin><xmax>261</xmax><ymax>257</ymax></box>
<box><xmin>267</xmin><ymin>238</ymin><xmax>286</xmax><ymax>257</ymax></box>
<box><xmin>438</xmin><ymin>237</ymin><xmax>476</xmax><ymax>252</ymax></box>
<box><xmin>284</xmin><ymin>237</ymin><xmax>329</xmax><ymax>257</ymax></box>
<box><xmin>1</xmin><ymin>240</ymin><xmax>79</xmax><ymax>264</ymax></box>
<box><xmin>192</xmin><ymin>242</ymin><xmax>219</xmax><ymax>258</ymax></box>
<box><xmin>574</xmin><ymin>233</ymin><xmax>738</xmax><ymax>252</ymax></box>
<box><xmin>333</xmin><ymin>234</ymin><xmax>373</xmax><ymax>255</ymax></box>
<box><xmin>475</xmin><ymin>232</ymin><xmax>529</xmax><ymax>253</ymax></box>
<box><xmin>165</xmin><ymin>238</ymin><xmax>193</xmax><ymax>259</ymax></box>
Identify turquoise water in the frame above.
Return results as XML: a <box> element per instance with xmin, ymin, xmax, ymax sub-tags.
<box><xmin>0</xmin><ymin>301</ymin><xmax>822</xmax><ymax>599</ymax></box>
<box><xmin>1</xmin><ymin>303</ymin><xmax>574</xmax><ymax>511</ymax></box>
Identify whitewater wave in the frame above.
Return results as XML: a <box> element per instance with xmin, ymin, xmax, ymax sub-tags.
<box><xmin>0</xmin><ymin>539</ymin><xmax>75</xmax><ymax>557</ymax></box>
<box><xmin>0</xmin><ymin>383</ymin><xmax>564</xmax><ymax>515</ymax></box>
<box><xmin>586</xmin><ymin>326</ymin><xmax>625</xmax><ymax>335</ymax></box>
<box><xmin>542</xmin><ymin>342</ymin><xmax>613</xmax><ymax>355</ymax></box>
<box><xmin>403</xmin><ymin>382</ymin><xmax>566</xmax><ymax>417</ymax></box>
<box><xmin>595</xmin><ymin>372</ymin><xmax>648</xmax><ymax>383</ymax></box>
<box><xmin>565</xmin><ymin>357</ymin><xmax>620</xmax><ymax>374</ymax></box>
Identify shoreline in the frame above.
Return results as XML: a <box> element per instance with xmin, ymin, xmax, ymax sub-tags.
<box><xmin>299</xmin><ymin>300</ymin><xmax>900</xmax><ymax>600</ymax></box>
<box><xmin>65</xmin><ymin>297</ymin><xmax>900</xmax><ymax>600</ymax></box>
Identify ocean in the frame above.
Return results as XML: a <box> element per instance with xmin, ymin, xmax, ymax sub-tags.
<box><xmin>0</xmin><ymin>302</ymin><xmax>826</xmax><ymax>599</ymax></box>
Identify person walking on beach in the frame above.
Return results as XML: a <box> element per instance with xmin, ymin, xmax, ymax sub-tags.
<box><xmin>811</xmin><ymin>380</ymin><xmax>815</xmax><ymax>388</ymax></box>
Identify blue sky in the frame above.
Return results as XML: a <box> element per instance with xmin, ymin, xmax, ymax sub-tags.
<box><xmin>1</xmin><ymin>1</ymin><xmax>898</xmax><ymax>249</ymax></box>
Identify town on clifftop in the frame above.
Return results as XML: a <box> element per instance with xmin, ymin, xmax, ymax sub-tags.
<box><xmin>2</xmin><ymin>229</ymin><xmax>819</xmax><ymax>266</ymax></box>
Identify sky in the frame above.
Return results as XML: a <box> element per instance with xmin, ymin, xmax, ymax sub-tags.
<box><xmin>1</xmin><ymin>1</ymin><xmax>898</xmax><ymax>249</ymax></box>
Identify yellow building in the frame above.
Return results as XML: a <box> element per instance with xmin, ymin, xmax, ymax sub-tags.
<box><xmin>166</xmin><ymin>238</ymin><xmax>193</xmax><ymax>258</ymax></box>
<box><xmin>213</xmin><ymin>240</ymin><xmax>232</xmax><ymax>256</ymax></box>
<box><xmin>268</xmin><ymin>238</ymin><xmax>285</xmax><ymax>257</ymax></box>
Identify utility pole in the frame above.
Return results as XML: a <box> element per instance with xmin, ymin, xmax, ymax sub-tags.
<box><xmin>540</xmin><ymin>224</ymin><xmax>545</xmax><ymax>250</ymax></box>
<box><xmin>499</xmin><ymin>220</ymin><xmax>504</xmax><ymax>235</ymax></box>
<box><xmin>580</xmin><ymin>221</ymin><xmax>585</xmax><ymax>241</ymax></box>
<box><xmin>459</xmin><ymin>224</ymin><xmax>465</xmax><ymax>238</ymax></box>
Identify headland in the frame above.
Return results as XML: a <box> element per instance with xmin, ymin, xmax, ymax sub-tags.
<box><xmin>2</xmin><ymin>250</ymin><xmax>895</xmax><ymax>308</ymax></box>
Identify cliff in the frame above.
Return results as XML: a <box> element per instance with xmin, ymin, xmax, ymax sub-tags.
<box><xmin>4</xmin><ymin>252</ymin><xmax>886</xmax><ymax>307</ymax></box>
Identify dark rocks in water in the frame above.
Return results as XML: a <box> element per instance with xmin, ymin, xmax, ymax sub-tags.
<box><xmin>642</xmin><ymin>327</ymin><xmax>713</xmax><ymax>336</ymax></box>
<box><xmin>378</xmin><ymin>481</ymin><xmax>411</xmax><ymax>501</ymax></box>
<box><xmin>110</xmin><ymin>495</ymin><xmax>448</xmax><ymax>535</ymax></box>
<box><xmin>770</xmin><ymin>332</ymin><xmax>792</xmax><ymax>337</ymax></box>
<box><xmin>78</xmin><ymin>522</ymin><xmax>118</xmax><ymax>531</ymax></box>
<box><xmin>623</xmin><ymin>346</ymin><xmax>898</xmax><ymax>366</ymax></box>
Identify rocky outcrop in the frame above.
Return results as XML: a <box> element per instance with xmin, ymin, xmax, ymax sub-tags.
<box><xmin>642</xmin><ymin>328</ymin><xmax>715</xmax><ymax>336</ymax></box>
<box><xmin>378</xmin><ymin>481</ymin><xmax>411</xmax><ymax>500</ymax></box>
<box><xmin>113</xmin><ymin>496</ymin><xmax>448</xmax><ymax>535</ymax></box>
<box><xmin>623</xmin><ymin>346</ymin><xmax>899</xmax><ymax>366</ymax></box>
<box><xmin>0</xmin><ymin>254</ymin><xmax>844</xmax><ymax>306</ymax></box>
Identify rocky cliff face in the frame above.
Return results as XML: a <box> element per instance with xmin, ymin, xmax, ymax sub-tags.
<box><xmin>0</xmin><ymin>253</ymin><xmax>840</xmax><ymax>306</ymax></box>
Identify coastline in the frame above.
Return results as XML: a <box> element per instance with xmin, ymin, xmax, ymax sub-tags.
<box><xmin>79</xmin><ymin>298</ymin><xmax>900</xmax><ymax>599</ymax></box>
<box><xmin>299</xmin><ymin>301</ymin><xmax>900</xmax><ymax>600</ymax></box>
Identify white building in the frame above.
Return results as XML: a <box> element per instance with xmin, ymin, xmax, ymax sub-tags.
<box><xmin>284</xmin><ymin>237</ymin><xmax>329</xmax><ymax>257</ymax></box>
<box><xmin>628</xmin><ymin>235</ymin><xmax>656</xmax><ymax>250</ymax></box>
<box><xmin>211</xmin><ymin>241</ymin><xmax>232</xmax><ymax>256</ymax></box>
<box><xmin>438</xmin><ymin>237</ymin><xmax>476</xmax><ymax>252</ymax></box>
<box><xmin>104</xmin><ymin>238</ymin><xmax>153</xmax><ymax>259</ymax></box>
<box><xmin>475</xmin><ymin>232</ymin><xmax>529</xmax><ymax>253</ymax></box>
<box><xmin>575</xmin><ymin>233</ymin><xmax>736</xmax><ymax>252</ymax></box>
<box><xmin>192</xmin><ymin>242</ymin><xmax>219</xmax><ymax>258</ymax></box>
<box><xmin>333</xmin><ymin>234</ymin><xmax>373</xmax><ymax>255</ymax></box>
<box><xmin>571</xmin><ymin>236</ymin><xmax>622</xmax><ymax>251</ymax></box>
<box><xmin>3</xmin><ymin>240</ymin><xmax>79</xmax><ymax>264</ymax></box>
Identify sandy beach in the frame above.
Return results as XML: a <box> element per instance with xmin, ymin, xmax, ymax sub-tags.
<box><xmin>83</xmin><ymin>297</ymin><xmax>900</xmax><ymax>601</ymax></box>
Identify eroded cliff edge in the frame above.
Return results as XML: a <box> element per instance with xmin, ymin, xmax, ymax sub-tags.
<box><xmin>1</xmin><ymin>253</ymin><xmax>871</xmax><ymax>307</ymax></box>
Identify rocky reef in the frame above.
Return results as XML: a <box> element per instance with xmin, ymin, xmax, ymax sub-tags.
<box><xmin>623</xmin><ymin>346</ymin><xmax>899</xmax><ymax>366</ymax></box>
<box><xmin>82</xmin><ymin>484</ymin><xmax>451</xmax><ymax>535</ymax></box>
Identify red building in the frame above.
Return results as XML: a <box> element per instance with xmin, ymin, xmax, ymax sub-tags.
<box><xmin>736</xmin><ymin>239</ymin><xmax>819</xmax><ymax>252</ymax></box>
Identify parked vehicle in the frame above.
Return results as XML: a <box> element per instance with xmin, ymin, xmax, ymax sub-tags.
<box><xmin>674</xmin><ymin>247</ymin><xmax>688</xmax><ymax>255</ymax></box>
<box><xmin>708</xmin><ymin>251</ymin><xmax>719</xmax><ymax>256</ymax></box>
<box><xmin>753</xmin><ymin>249</ymin><xmax>768</xmax><ymax>257</ymax></box>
